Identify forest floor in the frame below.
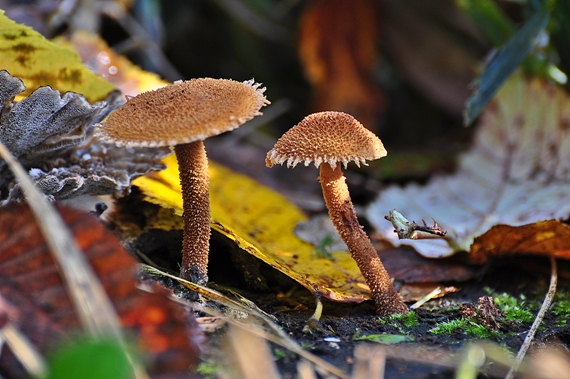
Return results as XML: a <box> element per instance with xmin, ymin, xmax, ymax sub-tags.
<box><xmin>129</xmin><ymin>212</ymin><xmax>570</xmax><ymax>379</ymax></box>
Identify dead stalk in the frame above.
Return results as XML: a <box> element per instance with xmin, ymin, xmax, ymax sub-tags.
<box><xmin>504</xmin><ymin>257</ymin><xmax>558</xmax><ymax>379</ymax></box>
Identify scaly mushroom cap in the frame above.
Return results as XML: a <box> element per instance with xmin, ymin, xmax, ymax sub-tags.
<box><xmin>266</xmin><ymin>111</ymin><xmax>386</xmax><ymax>170</ymax></box>
<box><xmin>97</xmin><ymin>78</ymin><xmax>269</xmax><ymax>147</ymax></box>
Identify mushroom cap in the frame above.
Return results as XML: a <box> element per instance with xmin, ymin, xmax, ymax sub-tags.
<box><xmin>266</xmin><ymin>111</ymin><xmax>386</xmax><ymax>170</ymax></box>
<box><xmin>97</xmin><ymin>78</ymin><xmax>269</xmax><ymax>147</ymax></box>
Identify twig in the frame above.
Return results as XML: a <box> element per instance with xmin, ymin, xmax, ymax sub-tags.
<box><xmin>1</xmin><ymin>324</ymin><xmax>46</xmax><ymax>377</ymax></box>
<box><xmin>141</xmin><ymin>264</ymin><xmax>348</xmax><ymax>378</ymax></box>
<box><xmin>504</xmin><ymin>257</ymin><xmax>558</xmax><ymax>379</ymax></box>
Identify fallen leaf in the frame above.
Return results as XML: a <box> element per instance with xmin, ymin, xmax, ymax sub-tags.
<box><xmin>0</xmin><ymin>11</ymin><xmax>115</xmax><ymax>102</ymax></box>
<box><xmin>133</xmin><ymin>154</ymin><xmax>371</xmax><ymax>302</ymax></box>
<box><xmin>366</xmin><ymin>72</ymin><xmax>570</xmax><ymax>260</ymax></box>
<box><xmin>399</xmin><ymin>283</ymin><xmax>459</xmax><ymax>303</ymax></box>
<box><xmin>377</xmin><ymin>247</ymin><xmax>478</xmax><ymax>283</ymax></box>
<box><xmin>353</xmin><ymin>333</ymin><xmax>414</xmax><ymax>344</ymax></box>
<box><xmin>58</xmin><ymin>31</ymin><xmax>169</xmax><ymax>97</ymax></box>
<box><xmin>0</xmin><ymin>203</ymin><xmax>202</xmax><ymax>377</ymax></box>
<box><xmin>293</xmin><ymin>214</ymin><xmax>347</xmax><ymax>255</ymax></box>
<box><xmin>470</xmin><ymin>220</ymin><xmax>570</xmax><ymax>264</ymax></box>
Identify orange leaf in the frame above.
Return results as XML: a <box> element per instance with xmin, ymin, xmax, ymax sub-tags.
<box><xmin>0</xmin><ymin>204</ymin><xmax>201</xmax><ymax>377</ymax></box>
<box><xmin>470</xmin><ymin>220</ymin><xmax>570</xmax><ymax>264</ymax></box>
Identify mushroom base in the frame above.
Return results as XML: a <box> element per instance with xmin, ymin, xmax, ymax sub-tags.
<box><xmin>319</xmin><ymin>163</ymin><xmax>408</xmax><ymax>316</ymax></box>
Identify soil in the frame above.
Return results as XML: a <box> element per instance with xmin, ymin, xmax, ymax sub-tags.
<box><xmin>121</xmin><ymin>203</ymin><xmax>570</xmax><ymax>379</ymax></box>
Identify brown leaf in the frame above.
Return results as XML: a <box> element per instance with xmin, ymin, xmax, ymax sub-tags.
<box><xmin>398</xmin><ymin>283</ymin><xmax>459</xmax><ymax>303</ymax></box>
<box><xmin>367</xmin><ymin>72</ymin><xmax>570</xmax><ymax>260</ymax></box>
<box><xmin>378</xmin><ymin>247</ymin><xmax>479</xmax><ymax>283</ymax></box>
<box><xmin>0</xmin><ymin>203</ymin><xmax>202</xmax><ymax>378</ymax></box>
<box><xmin>470</xmin><ymin>220</ymin><xmax>570</xmax><ymax>264</ymax></box>
<box><xmin>298</xmin><ymin>0</ymin><xmax>385</xmax><ymax>130</ymax></box>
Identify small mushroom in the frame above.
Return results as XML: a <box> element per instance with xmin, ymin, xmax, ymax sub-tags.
<box><xmin>98</xmin><ymin>78</ymin><xmax>269</xmax><ymax>284</ymax></box>
<box><xmin>266</xmin><ymin>111</ymin><xmax>408</xmax><ymax>315</ymax></box>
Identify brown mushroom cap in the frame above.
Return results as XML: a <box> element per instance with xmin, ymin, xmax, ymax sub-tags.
<box><xmin>98</xmin><ymin>78</ymin><xmax>269</xmax><ymax>147</ymax></box>
<box><xmin>266</xmin><ymin>111</ymin><xmax>386</xmax><ymax>170</ymax></box>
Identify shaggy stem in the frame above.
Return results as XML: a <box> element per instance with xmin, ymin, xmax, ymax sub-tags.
<box><xmin>319</xmin><ymin>163</ymin><xmax>407</xmax><ymax>315</ymax></box>
<box><xmin>175</xmin><ymin>141</ymin><xmax>211</xmax><ymax>284</ymax></box>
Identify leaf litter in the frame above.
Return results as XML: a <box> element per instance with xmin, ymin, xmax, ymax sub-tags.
<box><xmin>134</xmin><ymin>154</ymin><xmax>371</xmax><ymax>303</ymax></box>
<box><xmin>367</xmin><ymin>71</ymin><xmax>570</xmax><ymax>261</ymax></box>
<box><xmin>1</xmin><ymin>9</ymin><xmax>568</xmax><ymax>378</ymax></box>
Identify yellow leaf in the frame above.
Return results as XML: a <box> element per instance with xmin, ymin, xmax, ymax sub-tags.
<box><xmin>133</xmin><ymin>155</ymin><xmax>370</xmax><ymax>302</ymax></box>
<box><xmin>0</xmin><ymin>10</ymin><xmax>115</xmax><ymax>102</ymax></box>
<box><xmin>57</xmin><ymin>31</ymin><xmax>169</xmax><ymax>97</ymax></box>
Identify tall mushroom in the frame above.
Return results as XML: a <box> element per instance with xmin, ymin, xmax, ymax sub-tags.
<box><xmin>266</xmin><ymin>111</ymin><xmax>408</xmax><ymax>315</ymax></box>
<box><xmin>98</xmin><ymin>78</ymin><xmax>269</xmax><ymax>284</ymax></box>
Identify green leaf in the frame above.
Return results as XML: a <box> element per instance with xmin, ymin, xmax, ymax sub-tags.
<box><xmin>46</xmin><ymin>339</ymin><xmax>132</xmax><ymax>379</ymax></box>
<box><xmin>464</xmin><ymin>2</ymin><xmax>550</xmax><ymax>125</ymax></box>
<box><xmin>456</xmin><ymin>0</ymin><xmax>514</xmax><ymax>46</ymax></box>
<box><xmin>353</xmin><ymin>333</ymin><xmax>414</xmax><ymax>344</ymax></box>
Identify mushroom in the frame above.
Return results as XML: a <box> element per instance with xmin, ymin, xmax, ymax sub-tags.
<box><xmin>266</xmin><ymin>111</ymin><xmax>408</xmax><ymax>315</ymax></box>
<box><xmin>98</xmin><ymin>78</ymin><xmax>269</xmax><ymax>284</ymax></box>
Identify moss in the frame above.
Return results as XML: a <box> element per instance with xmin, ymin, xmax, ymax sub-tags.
<box><xmin>551</xmin><ymin>291</ymin><xmax>570</xmax><ymax>327</ymax></box>
<box><xmin>377</xmin><ymin>311</ymin><xmax>419</xmax><ymax>334</ymax></box>
<box><xmin>273</xmin><ymin>348</ymin><xmax>288</xmax><ymax>360</ymax></box>
<box><xmin>196</xmin><ymin>363</ymin><xmax>220</xmax><ymax>379</ymax></box>
<box><xmin>484</xmin><ymin>287</ymin><xmax>535</xmax><ymax>323</ymax></box>
<box><xmin>430</xmin><ymin>318</ymin><xmax>467</xmax><ymax>335</ymax></box>
<box><xmin>429</xmin><ymin>318</ymin><xmax>503</xmax><ymax>339</ymax></box>
<box><xmin>388</xmin><ymin>311</ymin><xmax>420</xmax><ymax>328</ymax></box>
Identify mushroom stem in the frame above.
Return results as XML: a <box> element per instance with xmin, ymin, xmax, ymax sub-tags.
<box><xmin>175</xmin><ymin>141</ymin><xmax>211</xmax><ymax>285</ymax></box>
<box><xmin>319</xmin><ymin>163</ymin><xmax>408</xmax><ymax>315</ymax></box>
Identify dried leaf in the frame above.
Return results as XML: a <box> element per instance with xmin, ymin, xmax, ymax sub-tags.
<box><xmin>470</xmin><ymin>220</ymin><xmax>570</xmax><ymax>264</ymax></box>
<box><xmin>0</xmin><ymin>203</ymin><xmax>202</xmax><ymax>377</ymax></box>
<box><xmin>366</xmin><ymin>72</ymin><xmax>570</xmax><ymax>260</ymax></box>
<box><xmin>377</xmin><ymin>248</ymin><xmax>478</xmax><ymax>283</ymax></box>
<box><xmin>0</xmin><ymin>11</ymin><xmax>115</xmax><ymax>102</ymax></box>
<box><xmin>353</xmin><ymin>333</ymin><xmax>414</xmax><ymax>344</ymax></box>
<box><xmin>294</xmin><ymin>214</ymin><xmax>347</xmax><ymax>254</ymax></box>
<box><xmin>134</xmin><ymin>154</ymin><xmax>371</xmax><ymax>303</ymax></box>
<box><xmin>399</xmin><ymin>283</ymin><xmax>459</xmax><ymax>303</ymax></box>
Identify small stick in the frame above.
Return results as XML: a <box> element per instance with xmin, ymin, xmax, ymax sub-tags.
<box><xmin>504</xmin><ymin>257</ymin><xmax>557</xmax><ymax>379</ymax></box>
